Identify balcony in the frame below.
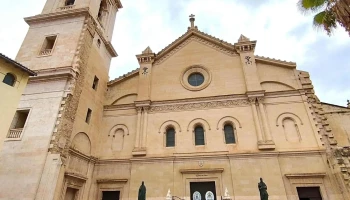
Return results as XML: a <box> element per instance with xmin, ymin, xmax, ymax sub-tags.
<box><xmin>39</xmin><ymin>49</ymin><xmax>52</xmax><ymax>56</ymax></box>
<box><xmin>7</xmin><ymin>128</ymin><xmax>23</xmax><ymax>139</ymax></box>
<box><xmin>58</xmin><ymin>5</ymin><xmax>75</xmax><ymax>11</ymax></box>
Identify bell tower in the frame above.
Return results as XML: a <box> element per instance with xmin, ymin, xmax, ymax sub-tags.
<box><xmin>0</xmin><ymin>0</ymin><xmax>122</xmax><ymax>200</ymax></box>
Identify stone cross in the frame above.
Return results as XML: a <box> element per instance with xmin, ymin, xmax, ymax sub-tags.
<box><xmin>189</xmin><ymin>14</ymin><xmax>195</xmax><ymax>28</ymax></box>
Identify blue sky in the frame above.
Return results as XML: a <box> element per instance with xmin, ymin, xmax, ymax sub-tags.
<box><xmin>0</xmin><ymin>0</ymin><xmax>349</xmax><ymax>106</ymax></box>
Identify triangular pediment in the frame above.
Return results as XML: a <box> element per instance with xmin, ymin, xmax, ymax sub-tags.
<box><xmin>154</xmin><ymin>29</ymin><xmax>238</xmax><ymax>65</ymax></box>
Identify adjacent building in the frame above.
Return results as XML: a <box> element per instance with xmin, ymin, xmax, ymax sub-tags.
<box><xmin>0</xmin><ymin>0</ymin><xmax>349</xmax><ymax>200</ymax></box>
<box><xmin>0</xmin><ymin>53</ymin><xmax>36</xmax><ymax>151</ymax></box>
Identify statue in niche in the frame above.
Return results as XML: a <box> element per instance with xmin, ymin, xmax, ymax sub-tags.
<box><xmin>138</xmin><ymin>181</ymin><xmax>146</xmax><ymax>200</ymax></box>
<box><xmin>258</xmin><ymin>178</ymin><xmax>268</xmax><ymax>200</ymax></box>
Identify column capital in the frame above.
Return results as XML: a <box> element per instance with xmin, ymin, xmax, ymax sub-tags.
<box><xmin>234</xmin><ymin>34</ymin><xmax>256</xmax><ymax>53</ymax></box>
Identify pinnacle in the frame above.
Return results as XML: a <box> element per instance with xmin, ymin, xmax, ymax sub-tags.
<box><xmin>238</xmin><ymin>34</ymin><xmax>250</xmax><ymax>42</ymax></box>
<box><xmin>142</xmin><ymin>46</ymin><xmax>153</xmax><ymax>54</ymax></box>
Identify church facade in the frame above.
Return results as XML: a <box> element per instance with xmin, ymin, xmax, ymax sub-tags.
<box><xmin>0</xmin><ymin>0</ymin><xmax>350</xmax><ymax>200</ymax></box>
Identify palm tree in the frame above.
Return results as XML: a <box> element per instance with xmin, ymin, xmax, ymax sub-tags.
<box><xmin>298</xmin><ymin>0</ymin><xmax>350</xmax><ymax>35</ymax></box>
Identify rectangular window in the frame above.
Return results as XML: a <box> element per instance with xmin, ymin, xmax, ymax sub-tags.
<box><xmin>65</xmin><ymin>0</ymin><xmax>75</xmax><ymax>6</ymax></box>
<box><xmin>64</xmin><ymin>187</ymin><xmax>78</xmax><ymax>200</ymax></box>
<box><xmin>85</xmin><ymin>108</ymin><xmax>92</xmax><ymax>124</ymax></box>
<box><xmin>92</xmin><ymin>76</ymin><xmax>99</xmax><ymax>90</ymax></box>
<box><xmin>102</xmin><ymin>191</ymin><xmax>120</xmax><ymax>200</ymax></box>
<box><xmin>7</xmin><ymin>110</ymin><xmax>29</xmax><ymax>139</ymax></box>
<box><xmin>40</xmin><ymin>35</ymin><xmax>57</xmax><ymax>56</ymax></box>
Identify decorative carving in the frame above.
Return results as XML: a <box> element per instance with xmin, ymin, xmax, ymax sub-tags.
<box><xmin>245</xmin><ymin>56</ymin><xmax>252</xmax><ymax>65</ymax></box>
<box><xmin>198</xmin><ymin>161</ymin><xmax>204</xmax><ymax>167</ymax></box>
<box><xmin>256</xmin><ymin>97</ymin><xmax>264</xmax><ymax>103</ymax></box>
<box><xmin>248</xmin><ymin>97</ymin><xmax>256</xmax><ymax>104</ymax></box>
<box><xmin>149</xmin><ymin>99</ymin><xmax>249</xmax><ymax>113</ymax></box>
<box><xmin>142</xmin><ymin>67</ymin><xmax>149</xmax><ymax>75</ymax></box>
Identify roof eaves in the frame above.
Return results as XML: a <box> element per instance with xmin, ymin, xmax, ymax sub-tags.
<box><xmin>108</xmin><ymin>68</ymin><xmax>139</xmax><ymax>86</ymax></box>
<box><xmin>0</xmin><ymin>53</ymin><xmax>36</xmax><ymax>76</ymax></box>
<box><xmin>255</xmin><ymin>55</ymin><xmax>296</xmax><ymax>68</ymax></box>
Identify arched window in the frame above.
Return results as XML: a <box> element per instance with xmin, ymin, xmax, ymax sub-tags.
<box><xmin>166</xmin><ymin>128</ymin><xmax>175</xmax><ymax>147</ymax></box>
<box><xmin>194</xmin><ymin>126</ymin><xmax>205</xmax><ymax>145</ymax></box>
<box><xmin>224</xmin><ymin>124</ymin><xmax>235</xmax><ymax>144</ymax></box>
<box><xmin>3</xmin><ymin>73</ymin><xmax>16</xmax><ymax>86</ymax></box>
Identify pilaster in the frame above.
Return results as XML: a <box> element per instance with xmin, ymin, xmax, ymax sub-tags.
<box><xmin>248</xmin><ymin>95</ymin><xmax>275</xmax><ymax>150</ymax></box>
<box><xmin>234</xmin><ymin>35</ymin><xmax>262</xmax><ymax>92</ymax></box>
<box><xmin>132</xmin><ymin>100</ymin><xmax>151</xmax><ymax>156</ymax></box>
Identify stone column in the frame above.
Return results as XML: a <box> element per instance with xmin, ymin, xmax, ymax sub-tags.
<box><xmin>249</xmin><ymin>97</ymin><xmax>263</xmax><ymax>142</ymax></box>
<box><xmin>257</xmin><ymin>97</ymin><xmax>272</xmax><ymax>141</ymax></box>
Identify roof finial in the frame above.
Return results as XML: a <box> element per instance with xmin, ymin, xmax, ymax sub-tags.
<box><xmin>189</xmin><ymin>14</ymin><xmax>195</xmax><ymax>29</ymax></box>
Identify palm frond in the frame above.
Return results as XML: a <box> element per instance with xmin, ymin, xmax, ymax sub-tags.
<box><xmin>313</xmin><ymin>11</ymin><xmax>337</xmax><ymax>35</ymax></box>
<box><xmin>298</xmin><ymin>0</ymin><xmax>328</xmax><ymax>14</ymax></box>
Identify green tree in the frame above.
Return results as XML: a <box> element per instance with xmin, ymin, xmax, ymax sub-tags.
<box><xmin>298</xmin><ymin>0</ymin><xmax>350</xmax><ymax>35</ymax></box>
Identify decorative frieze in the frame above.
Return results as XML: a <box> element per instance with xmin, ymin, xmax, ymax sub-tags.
<box><xmin>149</xmin><ymin>99</ymin><xmax>250</xmax><ymax>113</ymax></box>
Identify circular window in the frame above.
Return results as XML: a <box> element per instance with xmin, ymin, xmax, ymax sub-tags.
<box><xmin>188</xmin><ymin>73</ymin><xmax>204</xmax><ymax>86</ymax></box>
<box><xmin>180</xmin><ymin>65</ymin><xmax>211</xmax><ymax>91</ymax></box>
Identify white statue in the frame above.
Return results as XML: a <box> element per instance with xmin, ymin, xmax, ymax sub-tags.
<box><xmin>166</xmin><ymin>189</ymin><xmax>172</xmax><ymax>200</ymax></box>
<box><xmin>223</xmin><ymin>187</ymin><xmax>231</xmax><ymax>200</ymax></box>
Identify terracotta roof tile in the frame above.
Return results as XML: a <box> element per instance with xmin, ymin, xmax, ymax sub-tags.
<box><xmin>0</xmin><ymin>53</ymin><xmax>36</xmax><ymax>76</ymax></box>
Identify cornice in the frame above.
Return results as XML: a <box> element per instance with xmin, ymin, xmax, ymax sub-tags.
<box><xmin>180</xmin><ymin>168</ymin><xmax>224</xmax><ymax>174</ymax></box>
<box><xmin>255</xmin><ymin>55</ymin><xmax>296</xmax><ymax>68</ymax></box>
<box><xmin>24</xmin><ymin>7</ymin><xmax>90</xmax><ymax>25</ymax></box>
<box><xmin>69</xmin><ymin>148</ymin><xmax>98</xmax><ymax>163</ymax></box>
<box><xmin>285</xmin><ymin>173</ymin><xmax>326</xmax><ymax>178</ymax></box>
<box><xmin>64</xmin><ymin>172</ymin><xmax>87</xmax><ymax>181</ymax></box>
<box><xmin>96</xmin><ymin>178</ymin><xmax>128</xmax><ymax>183</ymax></box>
<box><xmin>28</xmin><ymin>66</ymin><xmax>77</xmax><ymax>83</ymax></box>
<box><xmin>154</xmin><ymin>31</ymin><xmax>238</xmax><ymax>65</ymax></box>
<box><xmin>95</xmin><ymin>149</ymin><xmax>326</xmax><ymax>163</ymax></box>
<box><xmin>107</xmin><ymin>69</ymin><xmax>139</xmax><ymax>86</ymax></box>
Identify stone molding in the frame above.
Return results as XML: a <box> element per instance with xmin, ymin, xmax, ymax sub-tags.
<box><xmin>216</xmin><ymin>116</ymin><xmax>242</xmax><ymax>129</ymax></box>
<box><xmin>158</xmin><ymin>120</ymin><xmax>182</xmax><ymax>133</ymax></box>
<box><xmin>95</xmin><ymin>149</ymin><xmax>326</xmax><ymax>164</ymax></box>
<box><xmin>285</xmin><ymin>173</ymin><xmax>326</xmax><ymax>179</ymax></box>
<box><xmin>187</xmin><ymin>118</ymin><xmax>211</xmax><ymax>131</ymax></box>
<box><xmin>276</xmin><ymin>112</ymin><xmax>304</xmax><ymax>127</ymax></box>
<box><xmin>154</xmin><ymin>34</ymin><xmax>238</xmax><ymax>65</ymax></box>
<box><xmin>179</xmin><ymin>168</ymin><xmax>224</xmax><ymax>174</ymax></box>
<box><xmin>96</xmin><ymin>179</ymin><xmax>128</xmax><ymax>184</ymax></box>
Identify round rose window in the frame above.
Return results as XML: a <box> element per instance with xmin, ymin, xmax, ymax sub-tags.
<box><xmin>188</xmin><ymin>73</ymin><xmax>204</xmax><ymax>86</ymax></box>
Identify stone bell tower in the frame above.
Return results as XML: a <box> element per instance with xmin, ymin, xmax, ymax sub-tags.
<box><xmin>0</xmin><ymin>0</ymin><xmax>122</xmax><ymax>199</ymax></box>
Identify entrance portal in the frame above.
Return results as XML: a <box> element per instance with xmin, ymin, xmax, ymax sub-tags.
<box><xmin>297</xmin><ymin>187</ymin><xmax>322</xmax><ymax>200</ymax></box>
<box><xmin>190</xmin><ymin>181</ymin><xmax>216</xmax><ymax>200</ymax></box>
